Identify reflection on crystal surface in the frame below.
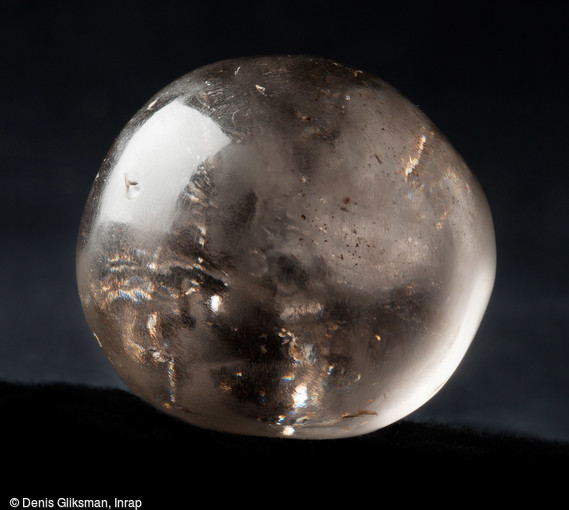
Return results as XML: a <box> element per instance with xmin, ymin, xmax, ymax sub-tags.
<box><xmin>77</xmin><ymin>55</ymin><xmax>496</xmax><ymax>439</ymax></box>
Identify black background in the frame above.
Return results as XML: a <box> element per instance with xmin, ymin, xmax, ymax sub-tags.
<box><xmin>2</xmin><ymin>0</ymin><xmax>568</xmax><ymax>489</ymax></box>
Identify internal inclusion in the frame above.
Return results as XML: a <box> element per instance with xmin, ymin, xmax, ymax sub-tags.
<box><xmin>88</xmin><ymin>216</ymin><xmax>438</xmax><ymax>436</ymax></box>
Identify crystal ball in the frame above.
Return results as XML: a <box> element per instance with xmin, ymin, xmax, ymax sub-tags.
<box><xmin>77</xmin><ymin>55</ymin><xmax>496</xmax><ymax>439</ymax></box>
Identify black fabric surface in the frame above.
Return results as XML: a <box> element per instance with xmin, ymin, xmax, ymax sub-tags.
<box><xmin>3</xmin><ymin>381</ymin><xmax>567</xmax><ymax>501</ymax></box>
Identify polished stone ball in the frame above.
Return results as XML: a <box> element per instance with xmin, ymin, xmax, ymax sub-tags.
<box><xmin>77</xmin><ymin>55</ymin><xmax>496</xmax><ymax>439</ymax></box>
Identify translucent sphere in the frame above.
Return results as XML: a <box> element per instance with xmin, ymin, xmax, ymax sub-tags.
<box><xmin>77</xmin><ymin>55</ymin><xmax>496</xmax><ymax>439</ymax></box>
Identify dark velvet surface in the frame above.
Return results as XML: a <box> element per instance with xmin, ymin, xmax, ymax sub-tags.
<box><xmin>3</xmin><ymin>381</ymin><xmax>567</xmax><ymax>499</ymax></box>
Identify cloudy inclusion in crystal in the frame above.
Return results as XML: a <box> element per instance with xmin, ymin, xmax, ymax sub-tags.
<box><xmin>77</xmin><ymin>55</ymin><xmax>496</xmax><ymax>439</ymax></box>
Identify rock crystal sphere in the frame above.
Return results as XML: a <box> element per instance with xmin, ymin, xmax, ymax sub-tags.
<box><xmin>77</xmin><ymin>55</ymin><xmax>496</xmax><ymax>439</ymax></box>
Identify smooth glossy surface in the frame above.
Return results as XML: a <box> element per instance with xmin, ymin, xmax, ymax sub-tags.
<box><xmin>77</xmin><ymin>55</ymin><xmax>496</xmax><ymax>439</ymax></box>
